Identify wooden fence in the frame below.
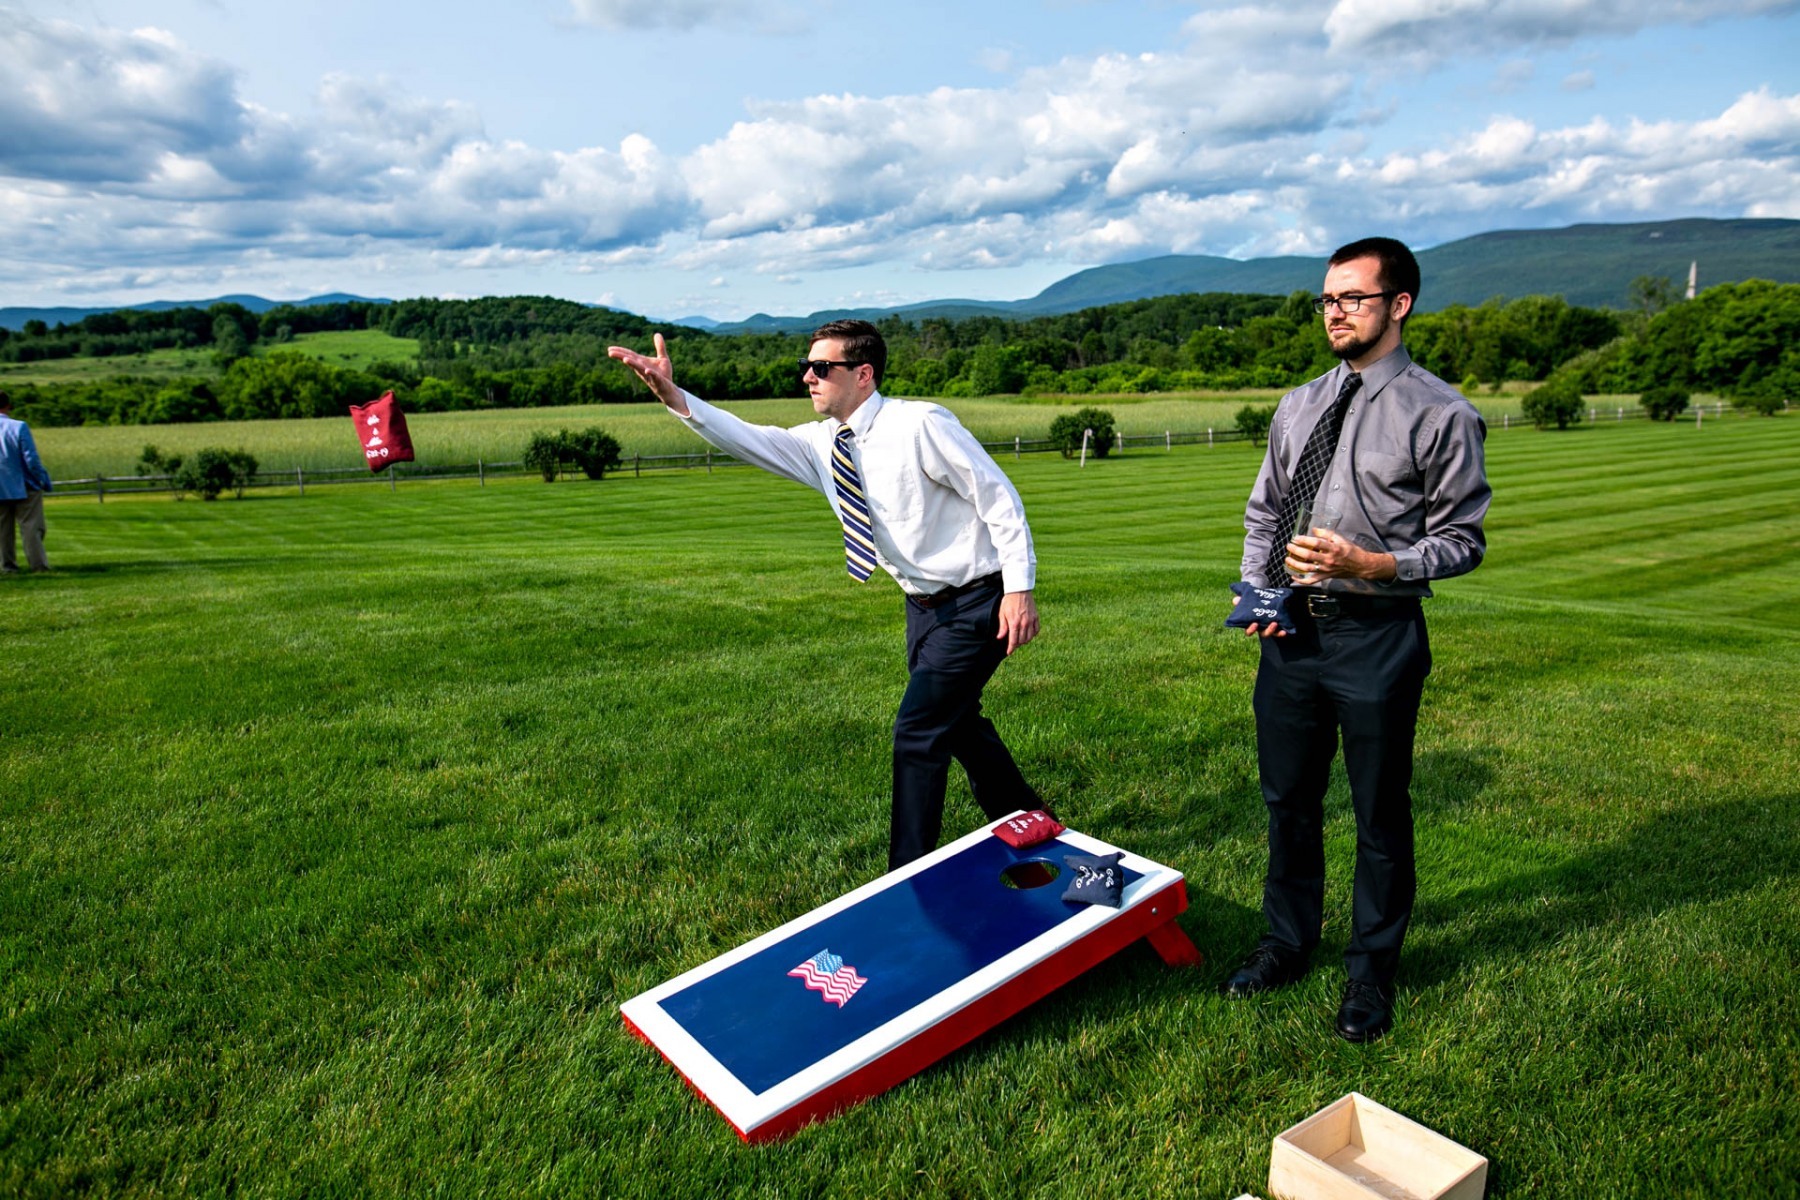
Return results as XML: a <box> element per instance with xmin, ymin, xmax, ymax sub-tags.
<box><xmin>49</xmin><ymin>400</ymin><xmax>1740</xmax><ymax>499</ymax></box>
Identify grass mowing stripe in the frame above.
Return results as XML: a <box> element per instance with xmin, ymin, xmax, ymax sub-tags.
<box><xmin>33</xmin><ymin>391</ymin><xmax>1633</xmax><ymax>478</ymax></box>
<box><xmin>1</xmin><ymin>412</ymin><xmax>1795</xmax><ymax>1197</ymax></box>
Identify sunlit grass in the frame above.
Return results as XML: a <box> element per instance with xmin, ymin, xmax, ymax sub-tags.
<box><xmin>30</xmin><ymin>385</ymin><xmax>1742</xmax><ymax>480</ymax></box>
<box><xmin>2</xmin><ymin>414</ymin><xmax>1795</xmax><ymax>1196</ymax></box>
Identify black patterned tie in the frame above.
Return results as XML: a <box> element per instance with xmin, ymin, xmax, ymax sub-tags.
<box><xmin>1268</xmin><ymin>371</ymin><xmax>1361</xmax><ymax>586</ymax></box>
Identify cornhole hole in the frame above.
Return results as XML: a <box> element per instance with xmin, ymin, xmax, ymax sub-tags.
<box><xmin>620</xmin><ymin>814</ymin><xmax>1201</xmax><ymax>1142</ymax></box>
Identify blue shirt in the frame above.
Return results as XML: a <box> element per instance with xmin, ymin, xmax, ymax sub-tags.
<box><xmin>0</xmin><ymin>414</ymin><xmax>53</xmax><ymax>499</ymax></box>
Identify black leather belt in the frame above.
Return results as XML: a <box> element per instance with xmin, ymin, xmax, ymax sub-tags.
<box><xmin>1298</xmin><ymin>590</ymin><xmax>1421</xmax><ymax>619</ymax></box>
<box><xmin>910</xmin><ymin>573</ymin><xmax>1002</xmax><ymax>608</ymax></box>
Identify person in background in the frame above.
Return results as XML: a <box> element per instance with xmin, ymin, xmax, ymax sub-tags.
<box><xmin>0</xmin><ymin>391</ymin><xmax>53</xmax><ymax>574</ymax></box>
<box><xmin>1223</xmin><ymin>238</ymin><xmax>1491</xmax><ymax>1042</ymax></box>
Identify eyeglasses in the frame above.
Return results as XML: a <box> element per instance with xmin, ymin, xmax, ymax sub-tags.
<box><xmin>1313</xmin><ymin>291</ymin><xmax>1398</xmax><ymax>314</ymax></box>
<box><xmin>797</xmin><ymin>359</ymin><xmax>864</xmax><ymax>377</ymax></box>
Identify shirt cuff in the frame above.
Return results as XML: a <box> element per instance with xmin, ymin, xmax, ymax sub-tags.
<box><xmin>1001</xmin><ymin>565</ymin><xmax>1035</xmax><ymax>593</ymax></box>
<box><xmin>1390</xmin><ymin>546</ymin><xmax>1425</xmax><ymax>583</ymax></box>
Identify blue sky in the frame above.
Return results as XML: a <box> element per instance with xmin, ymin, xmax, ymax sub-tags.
<box><xmin>3</xmin><ymin>0</ymin><xmax>1797</xmax><ymax>321</ymax></box>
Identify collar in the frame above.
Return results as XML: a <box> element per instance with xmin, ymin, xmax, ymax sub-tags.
<box><xmin>1341</xmin><ymin>345</ymin><xmax>1412</xmax><ymax>400</ymax></box>
<box><xmin>836</xmin><ymin>390</ymin><xmax>886</xmax><ymax>440</ymax></box>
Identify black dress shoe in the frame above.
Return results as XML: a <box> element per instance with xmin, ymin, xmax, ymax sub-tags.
<box><xmin>1336</xmin><ymin>980</ymin><xmax>1396</xmax><ymax>1042</ymax></box>
<box><xmin>1221</xmin><ymin>945</ymin><xmax>1308</xmax><ymax>998</ymax></box>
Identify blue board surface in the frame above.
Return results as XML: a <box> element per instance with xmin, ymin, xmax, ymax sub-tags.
<box><xmin>660</xmin><ymin>836</ymin><xmax>1141</xmax><ymax>1095</ymax></box>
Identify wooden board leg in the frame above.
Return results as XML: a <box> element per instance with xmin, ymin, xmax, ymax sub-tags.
<box><xmin>1145</xmin><ymin>919</ymin><xmax>1202</xmax><ymax>968</ymax></box>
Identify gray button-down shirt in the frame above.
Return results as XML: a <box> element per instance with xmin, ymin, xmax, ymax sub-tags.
<box><xmin>1241</xmin><ymin>346</ymin><xmax>1490</xmax><ymax>597</ymax></box>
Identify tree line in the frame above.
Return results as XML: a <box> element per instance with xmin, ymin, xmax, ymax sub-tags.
<box><xmin>0</xmin><ymin>301</ymin><xmax>382</xmax><ymax>364</ymax></box>
<box><xmin>5</xmin><ymin>279</ymin><xmax>1794</xmax><ymax>428</ymax></box>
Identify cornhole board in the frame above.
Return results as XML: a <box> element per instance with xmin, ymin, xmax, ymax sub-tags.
<box><xmin>620</xmin><ymin>813</ymin><xmax>1201</xmax><ymax>1142</ymax></box>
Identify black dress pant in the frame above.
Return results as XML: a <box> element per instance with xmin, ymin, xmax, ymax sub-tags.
<box><xmin>1252</xmin><ymin>599</ymin><xmax>1430</xmax><ymax>986</ymax></box>
<box><xmin>890</xmin><ymin>576</ymin><xmax>1042</xmax><ymax>868</ymax></box>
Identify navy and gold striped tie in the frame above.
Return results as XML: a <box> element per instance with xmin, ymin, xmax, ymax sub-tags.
<box><xmin>832</xmin><ymin>426</ymin><xmax>878</xmax><ymax>581</ymax></box>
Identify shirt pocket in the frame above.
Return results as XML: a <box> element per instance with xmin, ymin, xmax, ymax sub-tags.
<box><xmin>854</xmin><ymin>438</ymin><xmax>922</xmax><ymax>523</ymax></box>
<box><xmin>1355</xmin><ymin>450</ymin><xmax>1424</xmax><ymax>511</ymax></box>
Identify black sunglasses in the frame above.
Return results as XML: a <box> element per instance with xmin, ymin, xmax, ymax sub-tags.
<box><xmin>1313</xmin><ymin>291</ymin><xmax>1399</xmax><ymax>314</ymax></box>
<box><xmin>797</xmin><ymin>359</ymin><xmax>864</xmax><ymax>377</ymax></box>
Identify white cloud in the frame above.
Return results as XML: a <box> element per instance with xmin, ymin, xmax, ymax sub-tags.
<box><xmin>1324</xmin><ymin>0</ymin><xmax>1800</xmax><ymax>58</ymax></box>
<box><xmin>977</xmin><ymin>46</ymin><xmax>1017</xmax><ymax>74</ymax></box>
<box><xmin>1</xmin><ymin>5</ymin><xmax>1797</xmax><ymax>309</ymax></box>
<box><xmin>0</xmin><ymin>11</ymin><xmax>256</xmax><ymax>183</ymax></box>
<box><xmin>1493</xmin><ymin>59</ymin><xmax>1536</xmax><ymax>92</ymax></box>
<box><xmin>565</xmin><ymin>0</ymin><xmax>806</xmax><ymax>33</ymax></box>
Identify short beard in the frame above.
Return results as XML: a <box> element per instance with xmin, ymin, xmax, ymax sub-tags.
<box><xmin>1329</xmin><ymin>311</ymin><xmax>1392</xmax><ymax>362</ymax></box>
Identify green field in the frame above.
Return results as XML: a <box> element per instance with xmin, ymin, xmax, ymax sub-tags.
<box><xmin>0</xmin><ymin>343</ymin><xmax>215</xmax><ymax>385</ymax></box>
<box><xmin>34</xmin><ymin>390</ymin><xmax>1687</xmax><ymax>480</ymax></box>
<box><xmin>0</xmin><ymin>329</ymin><xmax>420</xmax><ymax>388</ymax></box>
<box><xmin>36</xmin><ymin>395</ymin><xmax>1275</xmax><ymax>478</ymax></box>
<box><xmin>271</xmin><ymin>328</ymin><xmax>422</xmax><ymax>371</ymax></box>
<box><xmin>3</xmin><ymin>415</ymin><xmax>1796</xmax><ymax>1197</ymax></box>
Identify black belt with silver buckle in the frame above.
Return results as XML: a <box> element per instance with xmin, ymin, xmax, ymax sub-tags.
<box><xmin>1301</xmin><ymin>591</ymin><xmax>1420</xmax><ymax>619</ymax></box>
<box><xmin>911</xmin><ymin>573</ymin><xmax>1002</xmax><ymax>608</ymax></box>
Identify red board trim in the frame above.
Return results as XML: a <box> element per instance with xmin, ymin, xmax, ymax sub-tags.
<box><xmin>623</xmin><ymin>878</ymin><xmax>1195</xmax><ymax>1143</ymax></box>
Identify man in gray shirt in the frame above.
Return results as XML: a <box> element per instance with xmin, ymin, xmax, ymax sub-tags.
<box><xmin>1222</xmin><ymin>238</ymin><xmax>1490</xmax><ymax>1042</ymax></box>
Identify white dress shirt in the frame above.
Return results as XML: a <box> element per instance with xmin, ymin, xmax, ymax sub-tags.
<box><xmin>674</xmin><ymin>389</ymin><xmax>1037</xmax><ymax>596</ymax></box>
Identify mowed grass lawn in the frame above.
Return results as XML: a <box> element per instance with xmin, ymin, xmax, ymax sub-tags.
<box><xmin>2</xmin><ymin>415</ymin><xmax>1796</xmax><ymax>1197</ymax></box>
<box><xmin>34</xmin><ymin>390</ymin><xmax>1680</xmax><ymax>480</ymax></box>
<box><xmin>37</xmin><ymin>395</ymin><xmax>1277</xmax><ymax>479</ymax></box>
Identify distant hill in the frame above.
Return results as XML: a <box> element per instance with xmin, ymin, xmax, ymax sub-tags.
<box><xmin>703</xmin><ymin>218</ymin><xmax>1800</xmax><ymax>333</ymax></box>
<box><xmin>8</xmin><ymin>219</ymin><xmax>1797</xmax><ymax>336</ymax></box>
<box><xmin>0</xmin><ymin>293</ymin><xmax>388</xmax><ymax>332</ymax></box>
<box><xmin>1413</xmin><ymin>219</ymin><xmax>1799</xmax><ymax>309</ymax></box>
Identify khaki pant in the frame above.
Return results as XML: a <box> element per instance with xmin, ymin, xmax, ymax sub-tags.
<box><xmin>0</xmin><ymin>490</ymin><xmax>48</xmax><ymax>572</ymax></box>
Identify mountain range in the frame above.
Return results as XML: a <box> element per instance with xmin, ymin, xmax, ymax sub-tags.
<box><xmin>5</xmin><ymin>219</ymin><xmax>1797</xmax><ymax>334</ymax></box>
<box><xmin>699</xmin><ymin>218</ymin><xmax>1800</xmax><ymax>333</ymax></box>
<box><xmin>0</xmin><ymin>292</ymin><xmax>385</xmax><ymax>333</ymax></box>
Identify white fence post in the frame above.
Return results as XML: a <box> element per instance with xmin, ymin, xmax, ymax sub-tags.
<box><xmin>1080</xmin><ymin>427</ymin><xmax>1092</xmax><ymax>467</ymax></box>
<box><xmin>297</xmin><ymin>467</ymin><xmax>304</xmax><ymax>496</ymax></box>
<box><xmin>1166</xmin><ymin>430</ymin><xmax>1171</xmax><ymax>451</ymax></box>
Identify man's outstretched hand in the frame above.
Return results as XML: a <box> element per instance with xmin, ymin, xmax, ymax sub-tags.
<box><xmin>606</xmin><ymin>332</ymin><xmax>688</xmax><ymax>415</ymax></box>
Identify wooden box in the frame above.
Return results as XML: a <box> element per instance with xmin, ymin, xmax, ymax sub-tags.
<box><xmin>1268</xmin><ymin>1092</ymin><xmax>1487</xmax><ymax>1200</ymax></box>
